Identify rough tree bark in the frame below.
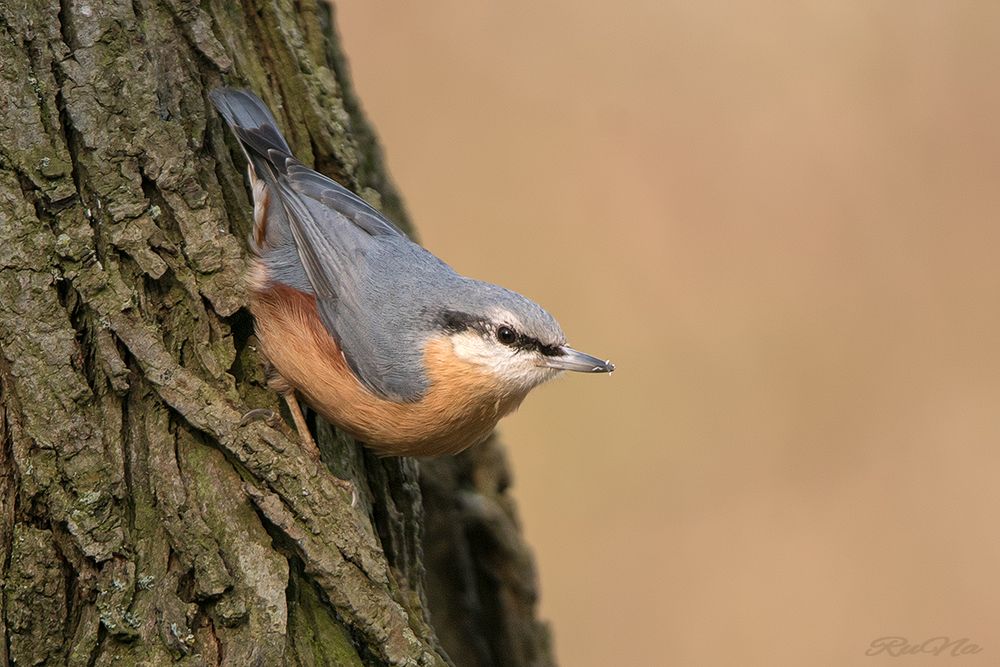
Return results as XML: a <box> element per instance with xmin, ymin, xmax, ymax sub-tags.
<box><xmin>0</xmin><ymin>1</ymin><xmax>555</xmax><ymax>665</ymax></box>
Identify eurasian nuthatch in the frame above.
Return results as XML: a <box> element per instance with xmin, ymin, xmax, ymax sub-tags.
<box><xmin>212</xmin><ymin>88</ymin><xmax>614</xmax><ymax>459</ymax></box>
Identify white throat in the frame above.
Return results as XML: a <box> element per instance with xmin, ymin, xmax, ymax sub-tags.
<box><xmin>448</xmin><ymin>332</ymin><xmax>560</xmax><ymax>394</ymax></box>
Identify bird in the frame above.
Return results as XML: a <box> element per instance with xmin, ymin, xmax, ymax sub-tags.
<box><xmin>211</xmin><ymin>87</ymin><xmax>614</xmax><ymax>461</ymax></box>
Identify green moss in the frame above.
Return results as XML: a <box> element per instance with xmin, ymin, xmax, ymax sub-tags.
<box><xmin>287</xmin><ymin>568</ymin><xmax>364</xmax><ymax>667</ymax></box>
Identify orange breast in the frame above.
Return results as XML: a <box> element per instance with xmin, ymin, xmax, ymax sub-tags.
<box><xmin>249</xmin><ymin>272</ymin><xmax>526</xmax><ymax>456</ymax></box>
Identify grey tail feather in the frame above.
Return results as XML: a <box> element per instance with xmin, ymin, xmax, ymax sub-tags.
<box><xmin>210</xmin><ymin>87</ymin><xmax>293</xmax><ymax>179</ymax></box>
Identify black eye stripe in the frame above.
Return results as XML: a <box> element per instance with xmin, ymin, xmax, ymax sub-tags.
<box><xmin>533</xmin><ymin>340</ymin><xmax>563</xmax><ymax>356</ymax></box>
<box><xmin>435</xmin><ymin>309</ymin><xmax>561</xmax><ymax>355</ymax></box>
<box><xmin>509</xmin><ymin>332</ymin><xmax>562</xmax><ymax>356</ymax></box>
<box><xmin>437</xmin><ymin>309</ymin><xmax>481</xmax><ymax>334</ymax></box>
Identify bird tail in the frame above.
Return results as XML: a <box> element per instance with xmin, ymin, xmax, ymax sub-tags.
<box><xmin>210</xmin><ymin>87</ymin><xmax>299</xmax><ymax>252</ymax></box>
<box><xmin>210</xmin><ymin>87</ymin><xmax>293</xmax><ymax>180</ymax></box>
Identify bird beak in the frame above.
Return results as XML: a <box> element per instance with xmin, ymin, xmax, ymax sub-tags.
<box><xmin>540</xmin><ymin>346</ymin><xmax>615</xmax><ymax>373</ymax></box>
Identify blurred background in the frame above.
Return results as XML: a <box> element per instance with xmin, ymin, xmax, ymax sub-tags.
<box><xmin>337</xmin><ymin>2</ymin><xmax>1000</xmax><ymax>665</ymax></box>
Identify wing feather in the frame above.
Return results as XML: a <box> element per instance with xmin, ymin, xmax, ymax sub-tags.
<box><xmin>286</xmin><ymin>162</ymin><xmax>404</xmax><ymax>237</ymax></box>
<box><xmin>212</xmin><ymin>87</ymin><xmax>428</xmax><ymax>401</ymax></box>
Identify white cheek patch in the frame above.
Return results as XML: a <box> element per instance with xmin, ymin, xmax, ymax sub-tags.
<box><xmin>449</xmin><ymin>332</ymin><xmax>558</xmax><ymax>393</ymax></box>
<box><xmin>449</xmin><ymin>332</ymin><xmax>494</xmax><ymax>364</ymax></box>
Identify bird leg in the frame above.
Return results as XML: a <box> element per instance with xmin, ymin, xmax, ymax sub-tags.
<box><xmin>261</xmin><ymin>358</ymin><xmax>357</xmax><ymax>506</ymax></box>
<box><xmin>283</xmin><ymin>391</ymin><xmax>358</xmax><ymax>507</ymax></box>
<box><xmin>283</xmin><ymin>391</ymin><xmax>321</xmax><ymax>459</ymax></box>
<box><xmin>263</xmin><ymin>364</ymin><xmax>320</xmax><ymax>456</ymax></box>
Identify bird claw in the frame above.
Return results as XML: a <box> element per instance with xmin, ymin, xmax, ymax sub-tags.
<box><xmin>332</xmin><ymin>477</ymin><xmax>358</xmax><ymax>507</ymax></box>
<box><xmin>240</xmin><ymin>408</ymin><xmax>276</xmax><ymax>426</ymax></box>
<box><xmin>241</xmin><ymin>401</ymin><xmax>358</xmax><ymax>508</ymax></box>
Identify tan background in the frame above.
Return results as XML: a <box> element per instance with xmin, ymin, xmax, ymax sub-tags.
<box><xmin>337</xmin><ymin>2</ymin><xmax>1000</xmax><ymax>666</ymax></box>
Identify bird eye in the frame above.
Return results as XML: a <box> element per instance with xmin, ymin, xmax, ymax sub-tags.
<box><xmin>496</xmin><ymin>326</ymin><xmax>517</xmax><ymax>345</ymax></box>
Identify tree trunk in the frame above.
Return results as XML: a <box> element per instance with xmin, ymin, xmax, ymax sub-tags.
<box><xmin>0</xmin><ymin>1</ymin><xmax>555</xmax><ymax>665</ymax></box>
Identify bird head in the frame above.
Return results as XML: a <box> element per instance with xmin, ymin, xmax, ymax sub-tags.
<box><xmin>433</xmin><ymin>281</ymin><xmax>614</xmax><ymax>395</ymax></box>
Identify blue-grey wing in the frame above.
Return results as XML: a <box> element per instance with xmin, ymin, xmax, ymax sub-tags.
<box><xmin>285</xmin><ymin>162</ymin><xmax>405</xmax><ymax>238</ymax></box>
<box><xmin>211</xmin><ymin>87</ymin><xmax>428</xmax><ymax>402</ymax></box>
<box><xmin>273</xmin><ymin>172</ymin><xmax>431</xmax><ymax>402</ymax></box>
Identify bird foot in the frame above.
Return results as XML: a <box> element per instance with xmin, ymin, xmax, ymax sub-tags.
<box><xmin>283</xmin><ymin>392</ymin><xmax>358</xmax><ymax>507</ymax></box>
<box><xmin>331</xmin><ymin>476</ymin><xmax>359</xmax><ymax>508</ymax></box>
<box><xmin>239</xmin><ymin>408</ymin><xmax>278</xmax><ymax>427</ymax></box>
<box><xmin>241</xmin><ymin>399</ymin><xmax>358</xmax><ymax>507</ymax></box>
